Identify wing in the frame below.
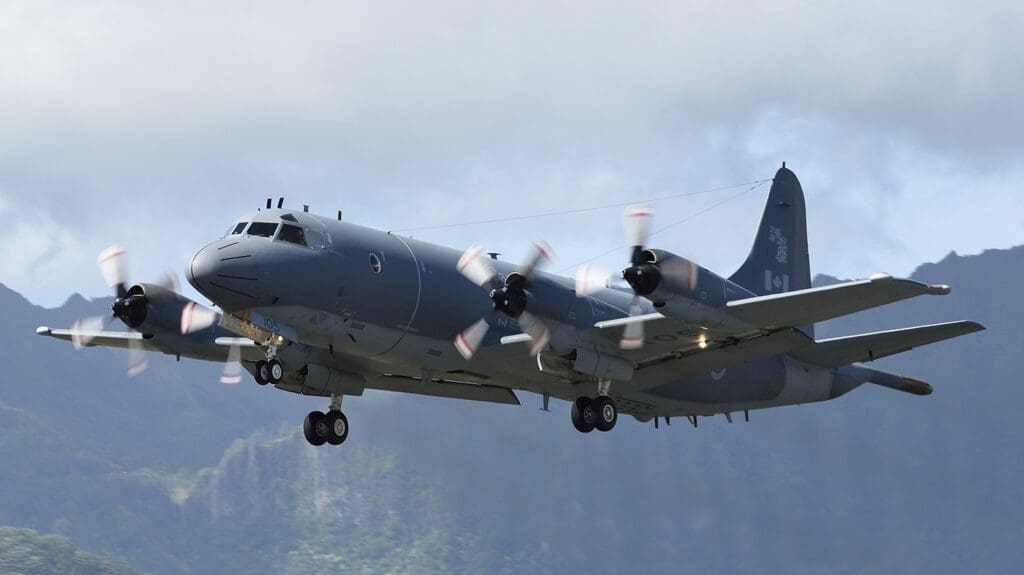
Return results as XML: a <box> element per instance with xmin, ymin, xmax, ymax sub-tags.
<box><xmin>724</xmin><ymin>274</ymin><xmax>950</xmax><ymax>329</ymax></box>
<box><xmin>35</xmin><ymin>326</ymin><xmax>160</xmax><ymax>352</ymax></box>
<box><xmin>791</xmin><ymin>321</ymin><xmax>985</xmax><ymax>368</ymax></box>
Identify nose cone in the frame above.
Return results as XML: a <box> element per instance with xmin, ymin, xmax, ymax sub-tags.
<box><xmin>187</xmin><ymin>242</ymin><xmax>261</xmax><ymax>310</ymax></box>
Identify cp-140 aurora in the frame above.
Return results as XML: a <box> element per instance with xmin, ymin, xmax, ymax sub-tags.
<box><xmin>36</xmin><ymin>165</ymin><xmax>984</xmax><ymax>446</ymax></box>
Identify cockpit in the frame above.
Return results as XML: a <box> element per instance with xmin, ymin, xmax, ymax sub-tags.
<box><xmin>223</xmin><ymin>213</ymin><xmax>329</xmax><ymax>250</ymax></box>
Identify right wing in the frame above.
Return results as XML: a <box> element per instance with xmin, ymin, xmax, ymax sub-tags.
<box><xmin>791</xmin><ymin>321</ymin><xmax>985</xmax><ymax>368</ymax></box>
<box><xmin>724</xmin><ymin>274</ymin><xmax>950</xmax><ymax>330</ymax></box>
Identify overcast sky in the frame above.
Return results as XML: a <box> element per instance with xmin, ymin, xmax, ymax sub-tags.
<box><xmin>1</xmin><ymin>1</ymin><xmax>1022</xmax><ymax>307</ymax></box>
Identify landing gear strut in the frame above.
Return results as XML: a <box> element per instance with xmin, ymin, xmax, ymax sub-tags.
<box><xmin>303</xmin><ymin>394</ymin><xmax>349</xmax><ymax>446</ymax></box>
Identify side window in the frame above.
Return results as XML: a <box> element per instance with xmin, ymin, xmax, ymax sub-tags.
<box><xmin>231</xmin><ymin>222</ymin><xmax>247</xmax><ymax>235</ymax></box>
<box><xmin>276</xmin><ymin>224</ymin><xmax>307</xmax><ymax>247</ymax></box>
<box><xmin>368</xmin><ymin>253</ymin><xmax>382</xmax><ymax>274</ymax></box>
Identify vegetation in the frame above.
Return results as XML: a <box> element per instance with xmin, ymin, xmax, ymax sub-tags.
<box><xmin>0</xmin><ymin>527</ymin><xmax>143</xmax><ymax>575</ymax></box>
<box><xmin>0</xmin><ymin>247</ymin><xmax>1019</xmax><ymax>574</ymax></box>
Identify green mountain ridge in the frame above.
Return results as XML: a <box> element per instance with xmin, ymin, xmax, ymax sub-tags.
<box><xmin>0</xmin><ymin>527</ymin><xmax>144</xmax><ymax>575</ymax></box>
<box><xmin>0</xmin><ymin>246</ymin><xmax>1021</xmax><ymax>573</ymax></box>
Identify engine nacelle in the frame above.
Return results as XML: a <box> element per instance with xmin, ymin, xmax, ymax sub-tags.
<box><xmin>633</xmin><ymin>249</ymin><xmax>751</xmax><ymax>330</ymax></box>
<box><xmin>116</xmin><ymin>283</ymin><xmax>198</xmax><ymax>334</ymax></box>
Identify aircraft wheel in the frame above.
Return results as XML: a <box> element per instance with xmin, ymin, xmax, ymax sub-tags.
<box><xmin>303</xmin><ymin>411</ymin><xmax>327</xmax><ymax>446</ymax></box>
<box><xmin>254</xmin><ymin>360</ymin><xmax>270</xmax><ymax>386</ymax></box>
<box><xmin>593</xmin><ymin>396</ymin><xmax>618</xmax><ymax>432</ymax></box>
<box><xmin>571</xmin><ymin>397</ymin><xmax>596</xmax><ymax>433</ymax></box>
<box><xmin>324</xmin><ymin>411</ymin><xmax>349</xmax><ymax>445</ymax></box>
<box><xmin>267</xmin><ymin>359</ymin><xmax>284</xmax><ymax>384</ymax></box>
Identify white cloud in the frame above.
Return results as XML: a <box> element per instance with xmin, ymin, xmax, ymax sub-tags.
<box><xmin>0</xmin><ymin>1</ymin><xmax>1022</xmax><ymax>305</ymax></box>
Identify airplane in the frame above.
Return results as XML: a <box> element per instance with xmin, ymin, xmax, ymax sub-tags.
<box><xmin>36</xmin><ymin>164</ymin><xmax>984</xmax><ymax>446</ymax></box>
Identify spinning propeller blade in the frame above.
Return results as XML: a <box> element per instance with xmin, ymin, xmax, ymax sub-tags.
<box><xmin>220</xmin><ymin>344</ymin><xmax>243</xmax><ymax>385</ymax></box>
<box><xmin>180</xmin><ymin>301</ymin><xmax>218</xmax><ymax>335</ymax></box>
<box><xmin>575</xmin><ymin>263</ymin><xmax>613</xmax><ymax>297</ymax></box>
<box><xmin>619</xmin><ymin>301</ymin><xmax>645</xmax><ymax>350</ymax></box>
<box><xmin>454</xmin><ymin>317</ymin><xmax>491</xmax><ymax>360</ymax></box>
<box><xmin>457</xmin><ymin>246</ymin><xmax>497</xmax><ymax>287</ymax></box>
<box><xmin>127</xmin><ymin>338</ymin><xmax>149</xmax><ymax>377</ymax></box>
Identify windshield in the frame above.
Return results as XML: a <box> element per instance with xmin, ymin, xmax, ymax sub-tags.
<box><xmin>246</xmin><ymin>222</ymin><xmax>279</xmax><ymax>238</ymax></box>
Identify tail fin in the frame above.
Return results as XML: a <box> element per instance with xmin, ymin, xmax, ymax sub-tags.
<box><xmin>730</xmin><ymin>164</ymin><xmax>813</xmax><ymax>334</ymax></box>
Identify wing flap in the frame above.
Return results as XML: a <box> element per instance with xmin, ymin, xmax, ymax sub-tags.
<box><xmin>724</xmin><ymin>275</ymin><xmax>949</xmax><ymax>330</ymax></box>
<box><xmin>372</xmin><ymin>376</ymin><xmax>521</xmax><ymax>405</ymax></box>
<box><xmin>628</xmin><ymin>327</ymin><xmax>813</xmax><ymax>392</ymax></box>
<box><xmin>792</xmin><ymin>321</ymin><xmax>985</xmax><ymax>368</ymax></box>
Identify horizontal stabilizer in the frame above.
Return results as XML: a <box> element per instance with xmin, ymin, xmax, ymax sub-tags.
<box><xmin>725</xmin><ymin>274</ymin><xmax>951</xmax><ymax>330</ymax></box>
<box><xmin>793</xmin><ymin>320</ymin><xmax>985</xmax><ymax>368</ymax></box>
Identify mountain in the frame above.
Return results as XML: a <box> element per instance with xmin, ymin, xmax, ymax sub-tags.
<box><xmin>0</xmin><ymin>247</ymin><xmax>1021</xmax><ymax>574</ymax></box>
<box><xmin>0</xmin><ymin>527</ymin><xmax>144</xmax><ymax>575</ymax></box>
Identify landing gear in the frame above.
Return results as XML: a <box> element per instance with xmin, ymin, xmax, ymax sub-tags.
<box><xmin>571</xmin><ymin>397</ymin><xmax>596</xmax><ymax>433</ymax></box>
<box><xmin>592</xmin><ymin>396</ymin><xmax>618</xmax><ymax>432</ymax></box>
<box><xmin>302</xmin><ymin>394</ymin><xmax>349</xmax><ymax>446</ymax></box>
<box><xmin>571</xmin><ymin>378</ymin><xmax>618</xmax><ymax>434</ymax></box>
<box><xmin>254</xmin><ymin>360</ymin><xmax>270</xmax><ymax>385</ymax></box>
<box><xmin>571</xmin><ymin>395</ymin><xmax>618</xmax><ymax>433</ymax></box>
<box><xmin>267</xmin><ymin>359</ymin><xmax>283</xmax><ymax>384</ymax></box>
<box><xmin>254</xmin><ymin>349</ymin><xmax>284</xmax><ymax>386</ymax></box>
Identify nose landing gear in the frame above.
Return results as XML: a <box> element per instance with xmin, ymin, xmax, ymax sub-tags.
<box><xmin>254</xmin><ymin>346</ymin><xmax>284</xmax><ymax>386</ymax></box>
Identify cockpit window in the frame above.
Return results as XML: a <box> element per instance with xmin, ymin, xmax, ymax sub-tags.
<box><xmin>230</xmin><ymin>222</ymin><xmax>247</xmax><ymax>235</ymax></box>
<box><xmin>276</xmin><ymin>224</ymin><xmax>307</xmax><ymax>247</ymax></box>
<box><xmin>247</xmin><ymin>222</ymin><xmax>279</xmax><ymax>238</ymax></box>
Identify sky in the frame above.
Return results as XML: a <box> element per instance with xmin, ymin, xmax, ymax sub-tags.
<box><xmin>1</xmin><ymin>1</ymin><xmax>1022</xmax><ymax>307</ymax></box>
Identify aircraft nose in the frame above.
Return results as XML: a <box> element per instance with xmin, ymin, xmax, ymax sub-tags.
<box><xmin>186</xmin><ymin>242</ymin><xmax>261</xmax><ymax>310</ymax></box>
<box><xmin>186</xmin><ymin>245</ymin><xmax>216</xmax><ymax>290</ymax></box>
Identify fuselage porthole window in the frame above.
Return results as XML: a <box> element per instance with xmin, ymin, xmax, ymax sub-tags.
<box><xmin>369</xmin><ymin>253</ymin><xmax>382</xmax><ymax>274</ymax></box>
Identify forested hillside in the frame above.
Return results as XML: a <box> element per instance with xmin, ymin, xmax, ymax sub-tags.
<box><xmin>0</xmin><ymin>247</ymin><xmax>1019</xmax><ymax>574</ymax></box>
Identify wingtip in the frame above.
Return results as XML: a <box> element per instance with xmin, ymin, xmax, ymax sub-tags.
<box><xmin>35</xmin><ymin>326</ymin><xmax>51</xmax><ymax>336</ymax></box>
<box><xmin>899</xmin><ymin>377</ymin><xmax>933</xmax><ymax>396</ymax></box>
<box><xmin>925</xmin><ymin>284</ymin><xmax>952</xmax><ymax>295</ymax></box>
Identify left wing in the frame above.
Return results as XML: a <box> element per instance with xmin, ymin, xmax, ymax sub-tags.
<box><xmin>35</xmin><ymin>326</ymin><xmax>158</xmax><ymax>351</ymax></box>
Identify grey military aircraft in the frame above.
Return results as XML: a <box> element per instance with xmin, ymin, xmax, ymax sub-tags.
<box><xmin>36</xmin><ymin>165</ymin><xmax>984</xmax><ymax>446</ymax></box>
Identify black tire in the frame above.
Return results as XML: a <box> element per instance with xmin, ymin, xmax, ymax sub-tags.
<box><xmin>267</xmin><ymin>359</ymin><xmax>284</xmax><ymax>384</ymax></box>
<box><xmin>303</xmin><ymin>411</ymin><xmax>326</xmax><ymax>446</ymax></box>
<box><xmin>571</xmin><ymin>397</ymin><xmax>595</xmax><ymax>433</ymax></box>
<box><xmin>254</xmin><ymin>361</ymin><xmax>270</xmax><ymax>386</ymax></box>
<box><xmin>324</xmin><ymin>411</ymin><xmax>349</xmax><ymax>445</ymax></box>
<box><xmin>593</xmin><ymin>396</ymin><xmax>618</xmax><ymax>432</ymax></box>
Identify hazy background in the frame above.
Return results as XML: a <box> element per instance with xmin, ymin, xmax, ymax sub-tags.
<box><xmin>1</xmin><ymin>3</ymin><xmax>1022</xmax><ymax>573</ymax></box>
<box><xmin>1</xmin><ymin>0</ymin><xmax>1022</xmax><ymax>307</ymax></box>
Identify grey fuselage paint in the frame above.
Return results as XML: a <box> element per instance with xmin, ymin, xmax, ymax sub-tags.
<box><xmin>188</xmin><ymin>209</ymin><xmax>840</xmax><ymax>419</ymax></box>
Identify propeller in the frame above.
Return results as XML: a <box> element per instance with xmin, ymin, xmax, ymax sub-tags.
<box><xmin>454</xmin><ymin>241</ymin><xmax>553</xmax><ymax>359</ymax></box>
<box><xmin>69</xmin><ymin>245</ymin><xmax>216</xmax><ymax>377</ymax></box>
<box><xmin>575</xmin><ymin>206</ymin><xmax>687</xmax><ymax>350</ymax></box>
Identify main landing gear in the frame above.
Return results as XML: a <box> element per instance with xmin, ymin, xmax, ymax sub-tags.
<box><xmin>571</xmin><ymin>396</ymin><xmax>618</xmax><ymax>433</ymax></box>
<box><xmin>303</xmin><ymin>394</ymin><xmax>349</xmax><ymax>446</ymax></box>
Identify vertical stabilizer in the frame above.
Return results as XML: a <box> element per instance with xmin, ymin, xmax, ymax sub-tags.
<box><xmin>730</xmin><ymin>164</ymin><xmax>813</xmax><ymax>335</ymax></box>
